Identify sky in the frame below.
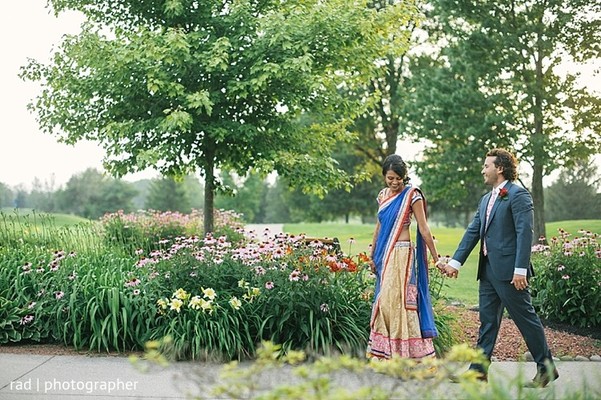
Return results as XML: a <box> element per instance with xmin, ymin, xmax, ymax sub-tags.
<box><xmin>0</xmin><ymin>1</ymin><xmax>158</xmax><ymax>190</ymax></box>
<box><xmin>0</xmin><ymin>1</ymin><xmax>599</xmax><ymax>190</ymax></box>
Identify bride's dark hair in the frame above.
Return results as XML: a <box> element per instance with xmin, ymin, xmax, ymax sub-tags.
<box><xmin>382</xmin><ymin>154</ymin><xmax>410</xmax><ymax>185</ymax></box>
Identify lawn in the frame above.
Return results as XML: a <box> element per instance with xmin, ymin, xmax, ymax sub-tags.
<box><xmin>284</xmin><ymin>220</ymin><xmax>601</xmax><ymax>307</ymax></box>
<box><xmin>0</xmin><ymin>208</ymin><xmax>90</xmax><ymax>226</ymax></box>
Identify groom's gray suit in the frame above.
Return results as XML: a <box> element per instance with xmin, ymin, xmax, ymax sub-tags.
<box><xmin>452</xmin><ymin>181</ymin><xmax>555</xmax><ymax>375</ymax></box>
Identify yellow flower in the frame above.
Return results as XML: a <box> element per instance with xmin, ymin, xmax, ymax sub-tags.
<box><xmin>202</xmin><ymin>287</ymin><xmax>217</xmax><ymax>300</ymax></box>
<box><xmin>200</xmin><ymin>298</ymin><xmax>214</xmax><ymax>314</ymax></box>
<box><xmin>229</xmin><ymin>296</ymin><xmax>242</xmax><ymax>310</ymax></box>
<box><xmin>189</xmin><ymin>295</ymin><xmax>202</xmax><ymax>310</ymax></box>
<box><xmin>237</xmin><ymin>279</ymin><xmax>249</xmax><ymax>288</ymax></box>
<box><xmin>250</xmin><ymin>287</ymin><xmax>261</xmax><ymax>296</ymax></box>
<box><xmin>173</xmin><ymin>288</ymin><xmax>190</xmax><ymax>301</ymax></box>
<box><xmin>169</xmin><ymin>298</ymin><xmax>184</xmax><ymax>313</ymax></box>
<box><xmin>156</xmin><ymin>298</ymin><xmax>168</xmax><ymax>309</ymax></box>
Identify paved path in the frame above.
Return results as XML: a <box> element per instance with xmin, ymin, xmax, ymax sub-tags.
<box><xmin>244</xmin><ymin>224</ymin><xmax>284</xmax><ymax>237</ymax></box>
<box><xmin>1</xmin><ymin>353</ymin><xmax>600</xmax><ymax>399</ymax></box>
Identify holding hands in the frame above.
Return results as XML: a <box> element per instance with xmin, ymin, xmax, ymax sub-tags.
<box><xmin>435</xmin><ymin>256</ymin><xmax>459</xmax><ymax>278</ymax></box>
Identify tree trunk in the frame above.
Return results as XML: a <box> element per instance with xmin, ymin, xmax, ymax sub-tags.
<box><xmin>203</xmin><ymin>146</ymin><xmax>216</xmax><ymax>235</ymax></box>
<box><xmin>531</xmin><ymin>43</ymin><xmax>547</xmax><ymax>244</ymax></box>
<box><xmin>532</xmin><ymin>162</ymin><xmax>546</xmax><ymax>243</ymax></box>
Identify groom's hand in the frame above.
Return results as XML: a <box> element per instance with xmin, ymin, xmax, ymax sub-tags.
<box><xmin>511</xmin><ymin>274</ymin><xmax>528</xmax><ymax>290</ymax></box>
<box><xmin>442</xmin><ymin>265</ymin><xmax>459</xmax><ymax>279</ymax></box>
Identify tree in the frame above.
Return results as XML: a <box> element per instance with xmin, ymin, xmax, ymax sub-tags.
<box><xmin>145</xmin><ymin>176</ymin><xmax>191</xmax><ymax>213</ymax></box>
<box><xmin>263</xmin><ymin>177</ymin><xmax>293</xmax><ymax>223</ymax></box>
<box><xmin>55</xmin><ymin>168</ymin><xmax>137</xmax><ymax>218</ymax></box>
<box><xmin>402</xmin><ymin>0</ymin><xmax>601</xmax><ymax>240</ymax></box>
<box><xmin>0</xmin><ymin>182</ymin><xmax>13</xmax><ymax>208</ymax></box>
<box><xmin>285</xmin><ymin>142</ymin><xmax>383</xmax><ymax>223</ymax></box>
<box><xmin>28</xmin><ymin>176</ymin><xmax>58</xmax><ymax>212</ymax></box>
<box><xmin>545</xmin><ymin>158</ymin><xmax>601</xmax><ymax>222</ymax></box>
<box><xmin>13</xmin><ymin>187</ymin><xmax>27</xmax><ymax>209</ymax></box>
<box><xmin>22</xmin><ymin>0</ymin><xmax>420</xmax><ymax>234</ymax></box>
<box><xmin>214</xmin><ymin>170</ymin><xmax>268</xmax><ymax>223</ymax></box>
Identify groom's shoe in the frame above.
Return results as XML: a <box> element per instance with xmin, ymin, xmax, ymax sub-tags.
<box><xmin>524</xmin><ymin>368</ymin><xmax>559</xmax><ymax>388</ymax></box>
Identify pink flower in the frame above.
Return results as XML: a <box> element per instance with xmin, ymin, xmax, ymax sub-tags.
<box><xmin>265</xmin><ymin>281</ymin><xmax>275</xmax><ymax>290</ymax></box>
<box><xmin>320</xmin><ymin>303</ymin><xmax>330</xmax><ymax>313</ymax></box>
<box><xmin>561</xmin><ymin>275</ymin><xmax>570</xmax><ymax>280</ymax></box>
<box><xmin>55</xmin><ymin>291</ymin><xmax>65</xmax><ymax>300</ymax></box>
<box><xmin>289</xmin><ymin>269</ymin><xmax>301</xmax><ymax>281</ymax></box>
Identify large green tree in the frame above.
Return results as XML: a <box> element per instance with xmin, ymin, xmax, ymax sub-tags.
<box><xmin>22</xmin><ymin>0</ymin><xmax>419</xmax><ymax>233</ymax></box>
<box><xmin>403</xmin><ymin>0</ymin><xmax>601</xmax><ymax>240</ymax></box>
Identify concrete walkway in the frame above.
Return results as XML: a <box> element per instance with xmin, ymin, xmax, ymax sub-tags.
<box><xmin>1</xmin><ymin>352</ymin><xmax>600</xmax><ymax>399</ymax></box>
<box><xmin>243</xmin><ymin>224</ymin><xmax>284</xmax><ymax>238</ymax></box>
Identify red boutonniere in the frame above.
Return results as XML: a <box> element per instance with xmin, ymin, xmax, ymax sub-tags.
<box><xmin>498</xmin><ymin>188</ymin><xmax>509</xmax><ymax>200</ymax></box>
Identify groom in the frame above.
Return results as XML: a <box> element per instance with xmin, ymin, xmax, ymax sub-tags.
<box><xmin>442</xmin><ymin>148</ymin><xmax>558</xmax><ymax>388</ymax></box>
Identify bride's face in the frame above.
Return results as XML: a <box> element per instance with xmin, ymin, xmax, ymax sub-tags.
<box><xmin>385</xmin><ymin>170</ymin><xmax>404</xmax><ymax>194</ymax></box>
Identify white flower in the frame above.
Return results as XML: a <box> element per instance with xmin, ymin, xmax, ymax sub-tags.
<box><xmin>202</xmin><ymin>287</ymin><xmax>217</xmax><ymax>300</ymax></box>
<box><xmin>169</xmin><ymin>298</ymin><xmax>184</xmax><ymax>312</ymax></box>
<box><xmin>229</xmin><ymin>296</ymin><xmax>242</xmax><ymax>310</ymax></box>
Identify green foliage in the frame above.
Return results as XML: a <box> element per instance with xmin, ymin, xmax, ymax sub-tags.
<box><xmin>138</xmin><ymin>235</ymin><xmax>375</xmax><ymax>360</ymax></box>
<box><xmin>545</xmin><ymin>159</ymin><xmax>601</xmax><ymax>222</ymax></box>
<box><xmin>100</xmin><ymin>209</ymin><xmax>244</xmax><ymax>255</ymax></box>
<box><xmin>136</xmin><ymin>340</ymin><xmax>598</xmax><ymax>400</ymax></box>
<box><xmin>23</xmin><ymin>0</ymin><xmax>421</xmax><ymax>233</ymax></box>
<box><xmin>0</xmin><ymin>182</ymin><xmax>13</xmax><ymax>207</ymax></box>
<box><xmin>0</xmin><ymin>209</ymin><xmax>247</xmax><ymax>352</ymax></box>
<box><xmin>530</xmin><ymin>229</ymin><xmax>601</xmax><ymax>328</ymax></box>
<box><xmin>0</xmin><ymin>210</ymin><xmax>98</xmax><ymax>251</ymax></box>
<box><xmin>145</xmin><ymin>176</ymin><xmax>192</xmax><ymax>213</ymax></box>
<box><xmin>404</xmin><ymin>0</ymin><xmax>601</xmax><ymax>240</ymax></box>
<box><xmin>215</xmin><ymin>170</ymin><xmax>268</xmax><ymax>224</ymax></box>
<box><xmin>283</xmin><ymin>143</ymin><xmax>383</xmax><ymax>223</ymax></box>
<box><xmin>54</xmin><ymin>168</ymin><xmax>137</xmax><ymax>219</ymax></box>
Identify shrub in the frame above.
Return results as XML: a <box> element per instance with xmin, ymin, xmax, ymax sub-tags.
<box><xmin>530</xmin><ymin>228</ymin><xmax>601</xmax><ymax>328</ymax></box>
<box><xmin>135</xmin><ymin>234</ymin><xmax>374</xmax><ymax>360</ymax></box>
<box><xmin>100</xmin><ymin>209</ymin><xmax>245</xmax><ymax>254</ymax></box>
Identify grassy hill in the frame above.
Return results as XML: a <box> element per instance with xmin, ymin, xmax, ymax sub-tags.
<box><xmin>1</xmin><ymin>208</ymin><xmax>91</xmax><ymax>226</ymax></box>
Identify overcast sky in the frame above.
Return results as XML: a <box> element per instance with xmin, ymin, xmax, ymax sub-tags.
<box><xmin>0</xmin><ymin>1</ymin><xmax>157</xmax><ymax>189</ymax></box>
<box><xmin>1</xmin><ymin>1</ymin><xmax>599</xmax><ymax>190</ymax></box>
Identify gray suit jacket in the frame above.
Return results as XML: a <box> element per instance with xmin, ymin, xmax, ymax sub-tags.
<box><xmin>452</xmin><ymin>181</ymin><xmax>534</xmax><ymax>281</ymax></box>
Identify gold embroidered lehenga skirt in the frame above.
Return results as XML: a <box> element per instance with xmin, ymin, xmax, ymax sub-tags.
<box><xmin>366</xmin><ymin>242</ymin><xmax>435</xmax><ymax>359</ymax></box>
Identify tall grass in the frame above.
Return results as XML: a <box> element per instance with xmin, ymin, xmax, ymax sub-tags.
<box><xmin>0</xmin><ymin>210</ymin><xmax>105</xmax><ymax>254</ymax></box>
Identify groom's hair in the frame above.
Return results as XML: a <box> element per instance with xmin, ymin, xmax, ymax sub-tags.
<box><xmin>488</xmin><ymin>148</ymin><xmax>518</xmax><ymax>181</ymax></box>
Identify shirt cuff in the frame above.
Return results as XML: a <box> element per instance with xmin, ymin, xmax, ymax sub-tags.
<box><xmin>448</xmin><ymin>259</ymin><xmax>461</xmax><ymax>270</ymax></box>
<box><xmin>514</xmin><ymin>268</ymin><xmax>527</xmax><ymax>276</ymax></box>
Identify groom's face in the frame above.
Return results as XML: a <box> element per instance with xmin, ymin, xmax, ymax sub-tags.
<box><xmin>481</xmin><ymin>156</ymin><xmax>503</xmax><ymax>186</ymax></box>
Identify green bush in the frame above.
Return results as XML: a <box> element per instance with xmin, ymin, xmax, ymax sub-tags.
<box><xmin>135</xmin><ymin>235</ymin><xmax>374</xmax><ymax>360</ymax></box>
<box><xmin>100</xmin><ymin>209</ymin><xmax>245</xmax><ymax>254</ymax></box>
<box><xmin>531</xmin><ymin>228</ymin><xmax>601</xmax><ymax>328</ymax></box>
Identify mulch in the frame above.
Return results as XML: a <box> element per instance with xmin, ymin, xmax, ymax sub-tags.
<box><xmin>449</xmin><ymin>306</ymin><xmax>601</xmax><ymax>360</ymax></box>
